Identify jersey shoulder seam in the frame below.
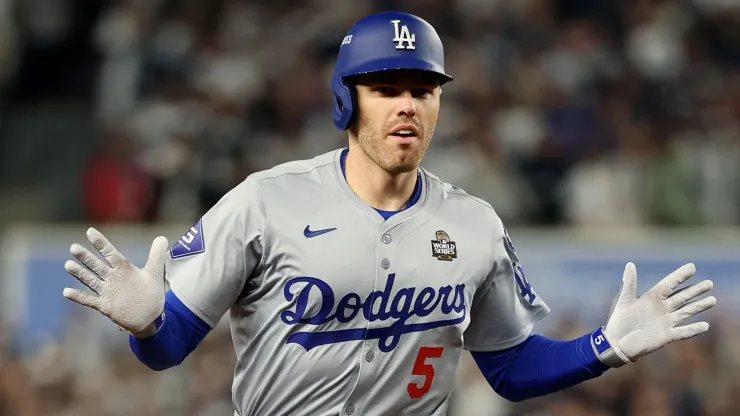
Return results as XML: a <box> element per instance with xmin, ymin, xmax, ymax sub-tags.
<box><xmin>252</xmin><ymin>157</ymin><xmax>333</xmax><ymax>182</ymax></box>
<box><xmin>425</xmin><ymin>174</ymin><xmax>497</xmax><ymax>212</ymax></box>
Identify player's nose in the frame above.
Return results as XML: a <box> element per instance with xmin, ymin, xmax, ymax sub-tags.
<box><xmin>395</xmin><ymin>91</ymin><xmax>416</xmax><ymax>118</ymax></box>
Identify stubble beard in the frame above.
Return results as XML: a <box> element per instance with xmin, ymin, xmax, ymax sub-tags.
<box><xmin>354</xmin><ymin>115</ymin><xmax>434</xmax><ymax>175</ymax></box>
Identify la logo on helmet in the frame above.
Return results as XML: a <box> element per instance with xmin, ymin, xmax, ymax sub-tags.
<box><xmin>390</xmin><ymin>20</ymin><xmax>415</xmax><ymax>50</ymax></box>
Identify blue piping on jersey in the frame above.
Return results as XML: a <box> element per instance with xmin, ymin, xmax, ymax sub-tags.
<box><xmin>340</xmin><ymin>148</ymin><xmax>421</xmax><ymax>220</ymax></box>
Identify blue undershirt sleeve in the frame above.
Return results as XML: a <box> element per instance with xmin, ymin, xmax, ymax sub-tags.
<box><xmin>129</xmin><ymin>290</ymin><xmax>212</xmax><ymax>371</ymax></box>
<box><xmin>471</xmin><ymin>332</ymin><xmax>609</xmax><ymax>402</ymax></box>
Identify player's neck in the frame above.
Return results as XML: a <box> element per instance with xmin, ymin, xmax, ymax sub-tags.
<box><xmin>344</xmin><ymin>145</ymin><xmax>417</xmax><ymax>212</ymax></box>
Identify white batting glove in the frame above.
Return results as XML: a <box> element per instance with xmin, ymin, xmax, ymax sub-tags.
<box><xmin>591</xmin><ymin>262</ymin><xmax>716</xmax><ymax>368</ymax></box>
<box><xmin>62</xmin><ymin>227</ymin><xmax>169</xmax><ymax>335</ymax></box>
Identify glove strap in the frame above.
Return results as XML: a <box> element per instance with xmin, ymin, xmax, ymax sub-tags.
<box><xmin>590</xmin><ymin>327</ymin><xmax>627</xmax><ymax>368</ymax></box>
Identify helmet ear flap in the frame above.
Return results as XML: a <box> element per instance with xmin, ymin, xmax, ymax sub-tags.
<box><xmin>335</xmin><ymin>95</ymin><xmax>344</xmax><ymax>111</ymax></box>
<box><xmin>332</xmin><ymin>76</ymin><xmax>356</xmax><ymax>131</ymax></box>
<box><xmin>345</xmin><ymin>80</ymin><xmax>358</xmax><ymax>129</ymax></box>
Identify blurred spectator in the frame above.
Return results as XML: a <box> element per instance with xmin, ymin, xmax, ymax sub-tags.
<box><xmin>93</xmin><ymin>0</ymin><xmax>151</xmax><ymax>124</ymax></box>
<box><xmin>81</xmin><ymin>125</ymin><xmax>157</xmax><ymax>223</ymax></box>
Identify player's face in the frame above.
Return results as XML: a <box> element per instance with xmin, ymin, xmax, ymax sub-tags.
<box><xmin>351</xmin><ymin>70</ymin><xmax>441</xmax><ymax>174</ymax></box>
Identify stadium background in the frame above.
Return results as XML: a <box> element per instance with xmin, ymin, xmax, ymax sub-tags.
<box><xmin>0</xmin><ymin>0</ymin><xmax>739</xmax><ymax>415</ymax></box>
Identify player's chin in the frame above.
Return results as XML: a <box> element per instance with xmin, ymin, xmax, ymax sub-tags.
<box><xmin>384</xmin><ymin>162</ymin><xmax>417</xmax><ymax>174</ymax></box>
<box><xmin>384</xmin><ymin>152</ymin><xmax>422</xmax><ymax>174</ymax></box>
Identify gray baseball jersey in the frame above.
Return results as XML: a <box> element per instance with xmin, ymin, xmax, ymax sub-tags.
<box><xmin>167</xmin><ymin>148</ymin><xmax>550</xmax><ymax>416</ymax></box>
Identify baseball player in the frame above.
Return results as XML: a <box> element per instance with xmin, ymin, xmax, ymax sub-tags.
<box><xmin>62</xmin><ymin>11</ymin><xmax>716</xmax><ymax>416</ymax></box>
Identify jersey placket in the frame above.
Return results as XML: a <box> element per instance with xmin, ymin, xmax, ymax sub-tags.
<box><xmin>340</xmin><ymin>228</ymin><xmax>397</xmax><ymax>416</ymax></box>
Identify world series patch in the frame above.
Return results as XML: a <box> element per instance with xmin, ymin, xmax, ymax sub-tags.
<box><xmin>431</xmin><ymin>230</ymin><xmax>457</xmax><ymax>261</ymax></box>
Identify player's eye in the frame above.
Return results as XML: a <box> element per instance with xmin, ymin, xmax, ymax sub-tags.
<box><xmin>375</xmin><ymin>86</ymin><xmax>396</xmax><ymax>96</ymax></box>
<box><xmin>412</xmin><ymin>88</ymin><xmax>433</xmax><ymax>98</ymax></box>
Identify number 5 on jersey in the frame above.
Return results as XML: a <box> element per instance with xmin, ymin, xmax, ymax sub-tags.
<box><xmin>408</xmin><ymin>346</ymin><xmax>444</xmax><ymax>399</ymax></box>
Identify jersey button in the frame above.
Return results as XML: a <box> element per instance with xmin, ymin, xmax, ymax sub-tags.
<box><xmin>345</xmin><ymin>404</ymin><xmax>355</xmax><ymax>415</ymax></box>
<box><xmin>381</xmin><ymin>258</ymin><xmax>390</xmax><ymax>269</ymax></box>
<box><xmin>382</xmin><ymin>234</ymin><xmax>392</xmax><ymax>244</ymax></box>
<box><xmin>365</xmin><ymin>351</ymin><xmax>374</xmax><ymax>362</ymax></box>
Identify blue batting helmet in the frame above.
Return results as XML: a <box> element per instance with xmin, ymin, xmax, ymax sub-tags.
<box><xmin>330</xmin><ymin>11</ymin><xmax>453</xmax><ymax>131</ymax></box>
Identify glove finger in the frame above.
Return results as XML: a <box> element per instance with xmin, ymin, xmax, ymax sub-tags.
<box><xmin>652</xmin><ymin>263</ymin><xmax>696</xmax><ymax>299</ymax></box>
<box><xmin>144</xmin><ymin>236</ymin><xmax>170</xmax><ymax>278</ymax></box>
<box><xmin>64</xmin><ymin>260</ymin><xmax>104</xmax><ymax>293</ymax></box>
<box><xmin>667</xmin><ymin>280</ymin><xmax>713</xmax><ymax>310</ymax></box>
<box><xmin>86</xmin><ymin>227</ymin><xmax>127</xmax><ymax>268</ymax></box>
<box><xmin>619</xmin><ymin>262</ymin><xmax>638</xmax><ymax>300</ymax></box>
<box><xmin>70</xmin><ymin>243</ymin><xmax>109</xmax><ymax>277</ymax></box>
<box><xmin>670</xmin><ymin>321</ymin><xmax>710</xmax><ymax>342</ymax></box>
<box><xmin>62</xmin><ymin>287</ymin><xmax>105</xmax><ymax>313</ymax></box>
<box><xmin>670</xmin><ymin>296</ymin><xmax>717</xmax><ymax>325</ymax></box>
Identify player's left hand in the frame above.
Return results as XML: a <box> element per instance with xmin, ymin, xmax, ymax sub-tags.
<box><xmin>596</xmin><ymin>262</ymin><xmax>716</xmax><ymax>368</ymax></box>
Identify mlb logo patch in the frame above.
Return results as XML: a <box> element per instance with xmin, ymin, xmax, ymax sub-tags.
<box><xmin>171</xmin><ymin>219</ymin><xmax>205</xmax><ymax>259</ymax></box>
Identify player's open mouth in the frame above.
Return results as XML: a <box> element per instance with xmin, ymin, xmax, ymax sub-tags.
<box><xmin>389</xmin><ymin>125</ymin><xmax>418</xmax><ymax>143</ymax></box>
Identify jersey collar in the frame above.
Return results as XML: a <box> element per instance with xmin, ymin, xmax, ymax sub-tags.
<box><xmin>329</xmin><ymin>148</ymin><xmax>428</xmax><ymax>225</ymax></box>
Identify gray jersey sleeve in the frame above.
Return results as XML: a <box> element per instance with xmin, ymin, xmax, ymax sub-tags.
<box><xmin>463</xmin><ymin>215</ymin><xmax>550</xmax><ymax>351</ymax></box>
<box><xmin>167</xmin><ymin>175</ymin><xmax>266</xmax><ymax>328</ymax></box>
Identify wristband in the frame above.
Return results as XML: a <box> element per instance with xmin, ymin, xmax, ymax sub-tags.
<box><xmin>590</xmin><ymin>327</ymin><xmax>627</xmax><ymax>368</ymax></box>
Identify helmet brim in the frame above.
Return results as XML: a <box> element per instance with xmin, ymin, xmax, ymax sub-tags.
<box><xmin>339</xmin><ymin>57</ymin><xmax>453</xmax><ymax>85</ymax></box>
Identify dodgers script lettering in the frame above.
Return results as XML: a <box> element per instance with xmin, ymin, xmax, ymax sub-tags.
<box><xmin>280</xmin><ymin>274</ymin><xmax>466</xmax><ymax>352</ymax></box>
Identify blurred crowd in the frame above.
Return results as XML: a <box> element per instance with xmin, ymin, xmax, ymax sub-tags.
<box><xmin>79</xmin><ymin>0</ymin><xmax>740</xmax><ymax>225</ymax></box>
<box><xmin>0</xmin><ymin>0</ymin><xmax>739</xmax><ymax>415</ymax></box>
<box><xmin>2</xmin><ymin>309</ymin><xmax>740</xmax><ymax>416</ymax></box>
<box><xmin>0</xmin><ymin>0</ymin><xmax>737</xmax><ymax>227</ymax></box>
<box><xmin>0</xmin><ymin>319</ymin><xmax>239</xmax><ymax>416</ymax></box>
<box><xmin>86</xmin><ymin>0</ymin><xmax>740</xmax><ymax>227</ymax></box>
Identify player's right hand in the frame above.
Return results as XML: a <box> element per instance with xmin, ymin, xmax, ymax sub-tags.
<box><xmin>62</xmin><ymin>227</ymin><xmax>169</xmax><ymax>335</ymax></box>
